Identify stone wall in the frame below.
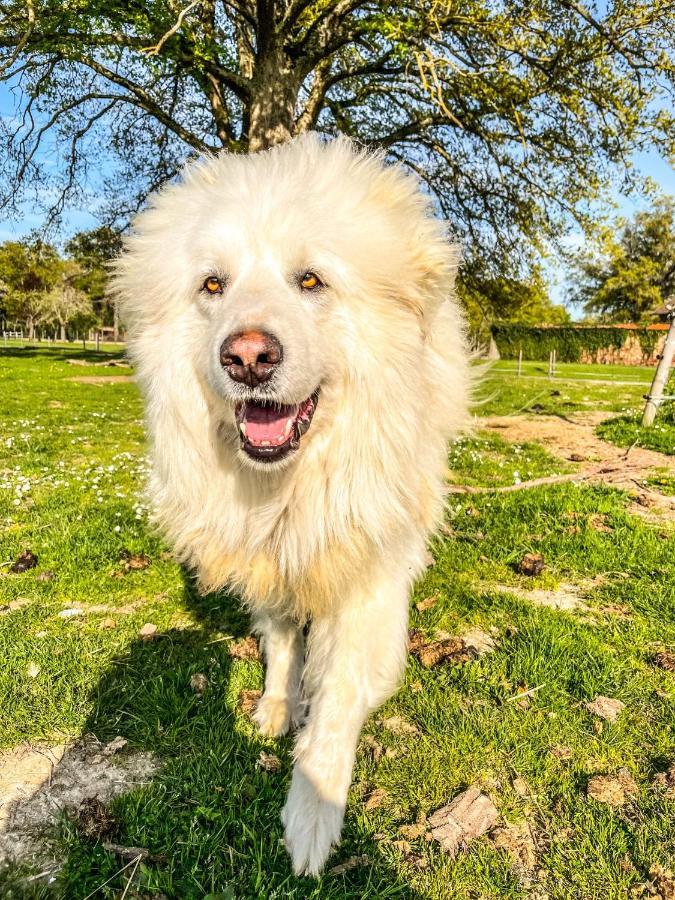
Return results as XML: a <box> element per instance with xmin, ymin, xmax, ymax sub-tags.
<box><xmin>579</xmin><ymin>326</ymin><xmax>670</xmax><ymax>366</ymax></box>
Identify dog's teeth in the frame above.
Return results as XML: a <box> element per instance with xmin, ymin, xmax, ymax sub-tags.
<box><xmin>261</xmin><ymin>440</ymin><xmax>271</xmax><ymax>447</ymax></box>
<box><xmin>239</xmin><ymin>423</ymin><xmax>247</xmax><ymax>437</ymax></box>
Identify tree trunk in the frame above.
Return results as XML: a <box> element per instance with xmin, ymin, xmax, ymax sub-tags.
<box><xmin>247</xmin><ymin>47</ymin><xmax>300</xmax><ymax>152</ymax></box>
<box><xmin>60</xmin><ymin>322</ymin><xmax>66</xmax><ymax>342</ymax></box>
<box><xmin>113</xmin><ymin>299</ymin><xmax>119</xmax><ymax>342</ymax></box>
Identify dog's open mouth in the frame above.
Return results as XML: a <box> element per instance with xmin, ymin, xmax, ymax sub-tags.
<box><xmin>235</xmin><ymin>390</ymin><xmax>320</xmax><ymax>463</ymax></box>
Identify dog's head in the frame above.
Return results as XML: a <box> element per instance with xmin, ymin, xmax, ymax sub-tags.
<box><xmin>115</xmin><ymin>134</ymin><xmax>460</xmax><ymax>471</ymax></box>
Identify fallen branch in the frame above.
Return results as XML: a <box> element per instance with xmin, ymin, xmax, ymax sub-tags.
<box><xmin>447</xmin><ymin>462</ymin><xmax>651</xmax><ymax>494</ymax></box>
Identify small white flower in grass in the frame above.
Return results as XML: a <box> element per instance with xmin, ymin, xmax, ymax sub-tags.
<box><xmin>114</xmin><ymin>525</ymin><xmax>121</xmax><ymax>533</ymax></box>
<box><xmin>513</xmin><ymin>470</ymin><xmax>521</xmax><ymax>485</ymax></box>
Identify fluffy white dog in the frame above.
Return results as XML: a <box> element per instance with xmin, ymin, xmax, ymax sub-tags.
<box><xmin>114</xmin><ymin>134</ymin><xmax>471</xmax><ymax>875</ymax></box>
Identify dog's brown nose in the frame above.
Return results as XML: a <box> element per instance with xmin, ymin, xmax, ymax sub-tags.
<box><xmin>220</xmin><ymin>330</ymin><xmax>283</xmax><ymax>387</ymax></box>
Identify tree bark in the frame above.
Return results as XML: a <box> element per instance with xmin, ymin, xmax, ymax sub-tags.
<box><xmin>247</xmin><ymin>47</ymin><xmax>300</xmax><ymax>151</ymax></box>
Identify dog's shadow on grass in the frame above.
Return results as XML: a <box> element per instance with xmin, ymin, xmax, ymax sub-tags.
<box><xmin>59</xmin><ymin>569</ymin><xmax>413</xmax><ymax>899</ymax></box>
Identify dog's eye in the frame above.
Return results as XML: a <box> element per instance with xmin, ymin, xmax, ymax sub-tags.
<box><xmin>300</xmin><ymin>271</ymin><xmax>322</xmax><ymax>291</ymax></box>
<box><xmin>203</xmin><ymin>276</ymin><xmax>224</xmax><ymax>295</ymax></box>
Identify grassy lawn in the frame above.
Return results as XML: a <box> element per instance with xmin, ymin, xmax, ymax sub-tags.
<box><xmin>1</xmin><ymin>347</ymin><xmax>674</xmax><ymax>899</ymax></box>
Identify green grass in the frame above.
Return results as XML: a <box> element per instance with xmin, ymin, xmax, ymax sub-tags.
<box><xmin>597</xmin><ymin>408</ymin><xmax>675</xmax><ymax>456</ymax></box>
<box><xmin>477</xmin><ymin>362</ymin><xmax>651</xmax><ymax>418</ymax></box>
<box><xmin>1</xmin><ymin>347</ymin><xmax>675</xmax><ymax>899</ymax></box>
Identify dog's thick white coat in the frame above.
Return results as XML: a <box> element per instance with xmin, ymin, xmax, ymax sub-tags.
<box><xmin>114</xmin><ymin>134</ymin><xmax>471</xmax><ymax>875</ymax></box>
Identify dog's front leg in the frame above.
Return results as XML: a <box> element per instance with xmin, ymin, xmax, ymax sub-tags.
<box><xmin>252</xmin><ymin>612</ymin><xmax>305</xmax><ymax>737</ymax></box>
<box><xmin>281</xmin><ymin>573</ymin><xmax>410</xmax><ymax>875</ymax></box>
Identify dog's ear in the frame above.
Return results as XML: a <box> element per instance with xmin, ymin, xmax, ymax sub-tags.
<box><xmin>395</xmin><ymin>226</ymin><xmax>460</xmax><ymax>336</ymax></box>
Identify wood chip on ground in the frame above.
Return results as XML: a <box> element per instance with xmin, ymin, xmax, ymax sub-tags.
<box><xmin>428</xmin><ymin>786</ymin><xmax>499</xmax><ymax>857</ymax></box>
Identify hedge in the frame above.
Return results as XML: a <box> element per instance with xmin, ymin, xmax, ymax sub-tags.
<box><xmin>490</xmin><ymin>324</ymin><xmax>662</xmax><ymax>362</ymax></box>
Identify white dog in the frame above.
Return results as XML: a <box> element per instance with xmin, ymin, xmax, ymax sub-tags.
<box><xmin>114</xmin><ymin>134</ymin><xmax>471</xmax><ymax>875</ymax></box>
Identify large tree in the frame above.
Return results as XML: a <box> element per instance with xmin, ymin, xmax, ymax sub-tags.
<box><xmin>0</xmin><ymin>1</ymin><xmax>673</xmax><ymax>275</ymax></box>
<box><xmin>0</xmin><ymin>239</ymin><xmax>62</xmax><ymax>336</ymax></box>
<box><xmin>569</xmin><ymin>197</ymin><xmax>675</xmax><ymax>322</ymax></box>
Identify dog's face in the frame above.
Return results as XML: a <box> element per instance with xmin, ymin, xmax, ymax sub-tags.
<box><xmin>118</xmin><ymin>135</ymin><xmax>456</xmax><ymax>472</ymax></box>
<box><xmin>195</xmin><ymin>206</ymin><xmax>338</xmax><ymax>468</ymax></box>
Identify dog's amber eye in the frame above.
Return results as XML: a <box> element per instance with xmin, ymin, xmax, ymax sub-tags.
<box><xmin>203</xmin><ymin>276</ymin><xmax>223</xmax><ymax>295</ymax></box>
<box><xmin>300</xmin><ymin>271</ymin><xmax>322</xmax><ymax>291</ymax></box>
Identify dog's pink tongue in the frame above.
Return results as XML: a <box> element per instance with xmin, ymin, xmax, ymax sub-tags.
<box><xmin>243</xmin><ymin>402</ymin><xmax>296</xmax><ymax>446</ymax></box>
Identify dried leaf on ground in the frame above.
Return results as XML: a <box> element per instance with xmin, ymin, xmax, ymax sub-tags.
<box><xmin>102</xmin><ymin>841</ymin><xmax>162</xmax><ymax>863</ymax></box>
<box><xmin>379</xmin><ymin>716</ymin><xmax>419</xmax><ymax>736</ymax></box>
<box><xmin>652</xmin><ymin>765</ymin><xmax>675</xmax><ymax>800</ymax></box>
<box><xmin>587</xmin><ymin>769</ymin><xmax>638</xmax><ymax>807</ymax></box>
<box><xmin>190</xmin><ymin>673</ymin><xmax>209</xmax><ymax>696</ymax></box>
<box><xmin>364</xmin><ymin>788</ymin><xmax>388</xmax><ymax>810</ymax></box>
<box><xmin>550</xmin><ymin>745</ymin><xmax>573</xmax><ymax>760</ymax></box>
<box><xmin>75</xmin><ymin>797</ymin><xmax>117</xmax><ymax>841</ymax></box>
<box><xmin>391</xmin><ymin>839</ymin><xmax>411</xmax><ymax>853</ymax></box>
<box><xmin>328</xmin><ymin>854</ymin><xmax>370</xmax><ymax>875</ymax></box>
<box><xmin>102</xmin><ymin>736</ymin><xmax>128</xmax><ymax>756</ymax></box>
<box><xmin>257</xmin><ymin>751</ymin><xmax>281</xmax><ymax>773</ymax></box>
<box><xmin>424</xmin><ymin>551</ymin><xmax>435</xmax><ymax>568</ymax></box>
<box><xmin>361</xmin><ymin>735</ymin><xmax>384</xmax><ymax>763</ymax></box>
<box><xmin>99</xmin><ymin>617</ymin><xmax>116</xmax><ymax>630</ymax></box>
<box><xmin>653</xmin><ymin>651</ymin><xmax>675</xmax><ymax>671</ymax></box>
<box><xmin>512</xmin><ymin>777</ymin><xmax>530</xmax><ymax>798</ymax></box>
<box><xmin>517</xmin><ymin>553</ymin><xmax>545</xmax><ymax>577</ymax></box>
<box><xmin>36</xmin><ymin>570</ymin><xmax>54</xmax><ymax>582</ymax></box>
<box><xmin>139</xmin><ymin>622</ymin><xmax>158</xmax><ymax>641</ymax></box>
<box><xmin>123</xmin><ymin>554</ymin><xmax>150</xmax><ymax>572</ymax></box>
<box><xmin>237</xmin><ymin>689</ymin><xmax>262</xmax><ymax>716</ymax></box>
<box><xmin>428</xmin><ymin>786</ymin><xmax>499</xmax><ymax>857</ymax></box>
<box><xmin>490</xmin><ymin>822</ymin><xmax>537</xmax><ymax>871</ymax></box>
<box><xmin>26</xmin><ymin>662</ymin><xmax>40</xmax><ymax>679</ymax></box>
<box><xmin>228</xmin><ymin>636</ymin><xmax>260</xmax><ymax>660</ymax></box>
<box><xmin>10</xmin><ymin>551</ymin><xmax>38</xmax><ymax>574</ymax></box>
<box><xmin>408</xmin><ymin>629</ymin><xmax>471</xmax><ymax>668</ymax></box>
<box><xmin>588</xmin><ymin>513</ymin><xmax>614</xmax><ymax>533</ymax></box>
<box><xmin>648</xmin><ymin>864</ymin><xmax>675</xmax><ymax>900</ymax></box>
<box><xmin>398</xmin><ymin>822</ymin><xmax>427</xmax><ymax>840</ymax></box>
<box><xmin>585</xmin><ymin>695</ymin><xmax>626</xmax><ymax>722</ymax></box>
<box><xmin>416</xmin><ymin>594</ymin><xmax>438</xmax><ymax>613</ymax></box>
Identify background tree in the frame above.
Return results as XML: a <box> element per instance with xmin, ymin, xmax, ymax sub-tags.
<box><xmin>0</xmin><ymin>240</ymin><xmax>62</xmax><ymax>337</ymax></box>
<box><xmin>1</xmin><ymin>0</ymin><xmax>673</xmax><ymax>283</ymax></box>
<box><xmin>457</xmin><ymin>263</ymin><xmax>570</xmax><ymax>339</ymax></box>
<box><xmin>65</xmin><ymin>226</ymin><xmax>123</xmax><ymax>335</ymax></box>
<box><xmin>42</xmin><ymin>261</ymin><xmax>94</xmax><ymax>340</ymax></box>
<box><xmin>569</xmin><ymin>197</ymin><xmax>675</xmax><ymax>322</ymax></box>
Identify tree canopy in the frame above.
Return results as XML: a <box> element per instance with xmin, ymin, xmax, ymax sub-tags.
<box><xmin>569</xmin><ymin>197</ymin><xmax>675</xmax><ymax>322</ymax></box>
<box><xmin>0</xmin><ymin>228</ymin><xmax>121</xmax><ymax>336</ymax></box>
<box><xmin>1</xmin><ymin>1</ymin><xmax>673</xmax><ymax>277</ymax></box>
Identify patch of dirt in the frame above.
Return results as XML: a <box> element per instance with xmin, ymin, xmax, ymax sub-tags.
<box><xmin>461</xmin><ymin>414</ymin><xmax>675</xmax><ymax>517</ymax></box>
<box><xmin>0</xmin><ymin>736</ymin><xmax>159</xmax><ymax>867</ymax></box>
<box><xmin>587</xmin><ymin>768</ymin><xmax>638</xmax><ymax>807</ymax></box>
<box><xmin>67</xmin><ymin>376</ymin><xmax>133</xmax><ymax>384</ymax></box>
<box><xmin>484</xmin><ymin>581</ymin><xmax>590</xmax><ymax>612</ymax></box>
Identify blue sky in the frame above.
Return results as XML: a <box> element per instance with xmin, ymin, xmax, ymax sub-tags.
<box><xmin>1</xmin><ymin>80</ymin><xmax>673</xmax><ymax>310</ymax></box>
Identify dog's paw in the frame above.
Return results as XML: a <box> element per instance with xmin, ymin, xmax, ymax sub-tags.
<box><xmin>281</xmin><ymin>768</ymin><xmax>344</xmax><ymax>876</ymax></box>
<box><xmin>253</xmin><ymin>693</ymin><xmax>300</xmax><ymax>738</ymax></box>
